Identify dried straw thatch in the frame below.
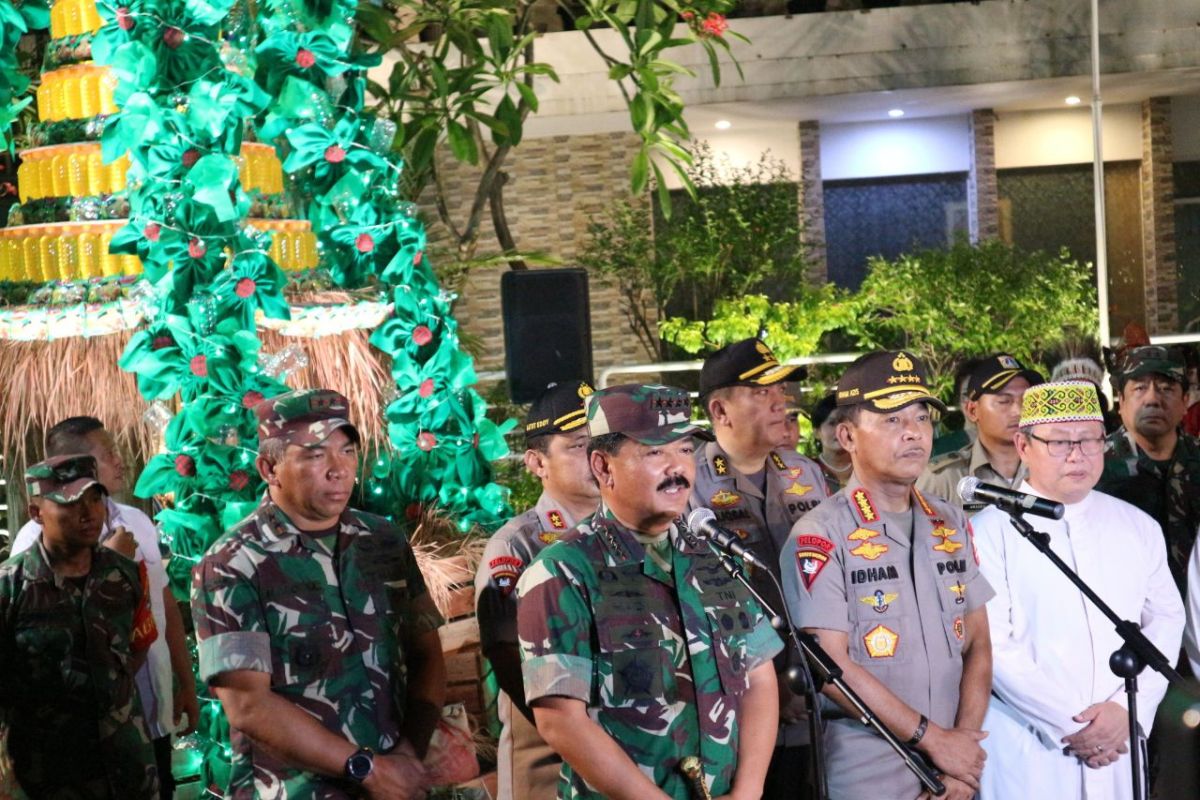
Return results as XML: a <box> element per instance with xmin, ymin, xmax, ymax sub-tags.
<box><xmin>0</xmin><ymin>292</ymin><xmax>395</xmax><ymax>473</ymax></box>
<box><xmin>259</xmin><ymin>323</ymin><xmax>392</xmax><ymax>455</ymax></box>
<box><xmin>0</xmin><ymin>330</ymin><xmax>156</xmax><ymax>472</ymax></box>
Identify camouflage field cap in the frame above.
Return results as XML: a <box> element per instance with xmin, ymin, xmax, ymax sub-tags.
<box><xmin>256</xmin><ymin>388</ymin><xmax>361</xmax><ymax>447</ymax></box>
<box><xmin>585</xmin><ymin>383</ymin><xmax>708</xmax><ymax>445</ymax></box>
<box><xmin>26</xmin><ymin>453</ymin><xmax>105</xmax><ymax>503</ymax></box>
<box><xmin>524</xmin><ymin>380</ymin><xmax>594</xmax><ymax>441</ymax></box>
<box><xmin>836</xmin><ymin>350</ymin><xmax>948</xmax><ymax>413</ymax></box>
<box><xmin>1114</xmin><ymin>345</ymin><xmax>1187</xmax><ymax>388</ymax></box>
<box><xmin>699</xmin><ymin>337</ymin><xmax>806</xmax><ymax>396</ymax></box>
<box><xmin>966</xmin><ymin>353</ymin><xmax>1044</xmax><ymax>401</ymax></box>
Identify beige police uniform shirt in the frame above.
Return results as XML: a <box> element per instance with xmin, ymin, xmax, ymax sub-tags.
<box><xmin>917</xmin><ymin>436</ymin><xmax>1026</xmax><ymax>515</ymax></box>
<box><xmin>475</xmin><ymin>492</ymin><xmax>580</xmax><ymax>800</ymax></box>
<box><xmin>780</xmin><ymin>476</ymin><xmax>995</xmax><ymax>799</ymax></box>
<box><xmin>688</xmin><ymin>440</ymin><xmax>830</xmax><ymax>747</ymax></box>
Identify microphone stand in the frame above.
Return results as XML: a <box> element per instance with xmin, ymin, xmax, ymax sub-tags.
<box><xmin>1003</xmin><ymin>510</ymin><xmax>1184</xmax><ymax>800</ymax></box>
<box><xmin>708</xmin><ymin>546</ymin><xmax>946</xmax><ymax>798</ymax></box>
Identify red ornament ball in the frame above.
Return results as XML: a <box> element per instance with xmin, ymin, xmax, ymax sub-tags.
<box><xmin>150</xmin><ymin>334</ymin><xmax>173</xmax><ymax>351</ymax></box>
<box><xmin>188</xmin><ymin>238</ymin><xmax>207</xmax><ymax>258</ymax></box>
<box><xmin>418</xmin><ymin>378</ymin><xmax>435</xmax><ymax>398</ymax></box>
<box><xmin>411</xmin><ymin>325</ymin><xmax>433</xmax><ymax>346</ymax></box>
<box><xmin>181</xmin><ymin>148</ymin><xmax>200</xmax><ymax>168</ymax></box>
<box><xmin>295</xmin><ymin>48</ymin><xmax>315</xmax><ymax>68</ymax></box>
<box><xmin>116</xmin><ymin>7</ymin><xmax>134</xmax><ymax>30</ymax></box>
<box><xmin>162</xmin><ymin>26</ymin><xmax>185</xmax><ymax>49</ymax></box>
<box><xmin>144</xmin><ymin>222</ymin><xmax>161</xmax><ymax>242</ymax></box>
<box><xmin>324</xmin><ymin>144</ymin><xmax>346</xmax><ymax>163</ymax></box>
<box><xmin>174</xmin><ymin>454</ymin><xmax>195</xmax><ymax>477</ymax></box>
<box><xmin>405</xmin><ymin>502</ymin><xmax>422</xmax><ymax>520</ymax></box>
<box><xmin>189</xmin><ymin>354</ymin><xmax>208</xmax><ymax>377</ymax></box>
<box><xmin>228</xmin><ymin>470</ymin><xmax>250</xmax><ymax>491</ymax></box>
<box><xmin>417</xmin><ymin>432</ymin><xmax>437</xmax><ymax>452</ymax></box>
<box><xmin>235</xmin><ymin>278</ymin><xmax>256</xmax><ymax>298</ymax></box>
<box><xmin>355</xmin><ymin>233</ymin><xmax>374</xmax><ymax>253</ymax></box>
<box><xmin>242</xmin><ymin>390</ymin><xmax>264</xmax><ymax>409</ymax></box>
<box><xmin>413</xmin><ymin>250</ymin><xmax>423</xmax><ymax>265</ymax></box>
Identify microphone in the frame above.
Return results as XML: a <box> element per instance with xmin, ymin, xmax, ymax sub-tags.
<box><xmin>686</xmin><ymin>508</ymin><xmax>768</xmax><ymax>570</ymax></box>
<box><xmin>956</xmin><ymin>476</ymin><xmax>1065</xmax><ymax>520</ymax></box>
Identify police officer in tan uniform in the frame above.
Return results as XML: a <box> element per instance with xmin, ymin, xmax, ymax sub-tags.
<box><xmin>474</xmin><ymin>381</ymin><xmax>600</xmax><ymax>799</ymax></box>
<box><xmin>781</xmin><ymin>351</ymin><xmax>994</xmax><ymax>800</ymax></box>
<box><xmin>688</xmin><ymin>337</ymin><xmax>830</xmax><ymax>799</ymax></box>
<box><xmin>918</xmin><ymin>353</ymin><xmax>1043</xmax><ymax>514</ymax></box>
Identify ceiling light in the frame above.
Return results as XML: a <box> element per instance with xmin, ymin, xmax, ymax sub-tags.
<box><xmin>1065</xmin><ymin>95</ymin><xmax>1082</xmax><ymax>106</ymax></box>
<box><xmin>887</xmin><ymin>108</ymin><xmax>905</xmax><ymax>118</ymax></box>
<box><xmin>714</xmin><ymin>119</ymin><xmax>732</xmax><ymax>130</ymax></box>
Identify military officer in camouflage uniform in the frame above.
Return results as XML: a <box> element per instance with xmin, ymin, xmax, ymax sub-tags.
<box><xmin>191</xmin><ymin>389</ymin><xmax>446</xmax><ymax>799</ymax></box>
<box><xmin>475</xmin><ymin>380</ymin><xmax>600</xmax><ymax>799</ymax></box>
<box><xmin>689</xmin><ymin>338</ymin><xmax>830</xmax><ymax>799</ymax></box>
<box><xmin>1098</xmin><ymin>345</ymin><xmax>1200</xmax><ymax>599</ymax></box>
<box><xmin>517</xmin><ymin>383</ymin><xmax>783</xmax><ymax>800</ymax></box>
<box><xmin>919</xmin><ymin>353</ymin><xmax>1043</xmax><ymax>514</ymax></box>
<box><xmin>781</xmin><ymin>352</ymin><xmax>994</xmax><ymax>800</ymax></box>
<box><xmin>0</xmin><ymin>454</ymin><xmax>159</xmax><ymax>798</ymax></box>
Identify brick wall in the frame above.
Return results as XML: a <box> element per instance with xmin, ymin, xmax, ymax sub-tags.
<box><xmin>420</xmin><ymin>132</ymin><xmax>658</xmax><ymax>378</ymax></box>
<box><xmin>1141</xmin><ymin>96</ymin><xmax>1179</xmax><ymax>333</ymax></box>
<box><xmin>969</xmin><ymin>109</ymin><xmax>1000</xmax><ymax>242</ymax></box>
<box><xmin>797</xmin><ymin>120</ymin><xmax>827</xmax><ymax>283</ymax></box>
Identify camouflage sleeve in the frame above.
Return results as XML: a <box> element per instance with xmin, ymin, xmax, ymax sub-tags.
<box><xmin>741</xmin><ymin>610</ymin><xmax>785</xmax><ymax>673</ymax></box>
<box><xmin>781</xmin><ymin>514</ymin><xmax>848</xmax><ymax>633</ymax></box>
<box><xmin>474</xmin><ymin>529</ymin><xmax>526</xmax><ymax>650</ymax></box>
<box><xmin>190</xmin><ymin>554</ymin><xmax>272</xmax><ymax>682</ymax></box>
<box><xmin>515</xmin><ymin>550</ymin><xmax>593</xmax><ymax>705</ymax></box>
<box><xmin>959</xmin><ymin>514</ymin><xmax>995</xmax><ymax>612</ymax></box>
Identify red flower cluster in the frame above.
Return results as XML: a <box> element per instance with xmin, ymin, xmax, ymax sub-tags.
<box><xmin>700</xmin><ymin>12</ymin><xmax>727</xmax><ymax>37</ymax></box>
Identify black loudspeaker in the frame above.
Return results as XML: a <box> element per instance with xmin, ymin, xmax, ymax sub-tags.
<box><xmin>501</xmin><ymin>268</ymin><xmax>593</xmax><ymax>403</ymax></box>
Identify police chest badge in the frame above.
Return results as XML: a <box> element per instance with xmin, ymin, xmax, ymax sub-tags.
<box><xmin>710</xmin><ymin>489</ymin><xmax>740</xmax><ymax>508</ymax></box>
<box><xmin>931</xmin><ymin>523</ymin><xmax>963</xmax><ymax>554</ymax></box>
<box><xmin>848</xmin><ymin>527</ymin><xmax>888</xmax><ymax>560</ymax></box>
<box><xmin>859</xmin><ymin>590</ymin><xmax>898</xmax><ymax>614</ymax></box>
<box><xmin>864</xmin><ymin>624</ymin><xmax>899</xmax><ymax>658</ymax></box>
<box><xmin>537</xmin><ymin>532</ymin><xmax>559</xmax><ymax>545</ymax></box>
<box><xmin>794</xmin><ymin>535</ymin><xmax>835</xmax><ymax>592</ymax></box>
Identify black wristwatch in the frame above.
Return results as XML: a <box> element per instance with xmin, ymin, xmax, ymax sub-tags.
<box><xmin>344</xmin><ymin>747</ymin><xmax>374</xmax><ymax>783</ymax></box>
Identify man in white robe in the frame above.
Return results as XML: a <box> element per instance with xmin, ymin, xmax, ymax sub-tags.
<box><xmin>973</xmin><ymin>380</ymin><xmax>1184</xmax><ymax>800</ymax></box>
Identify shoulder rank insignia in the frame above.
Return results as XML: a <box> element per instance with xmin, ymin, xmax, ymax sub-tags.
<box><xmin>794</xmin><ymin>535</ymin><xmax>835</xmax><ymax>592</ymax></box>
<box><xmin>931</xmin><ymin>525</ymin><xmax>963</xmax><ymax>554</ymax></box>
<box><xmin>547</xmin><ymin>510</ymin><xmax>567</xmax><ymax>530</ymax></box>
<box><xmin>770</xmin><ymin>452</ymin><xmax>787</xmax><ymax>470</ymax></box>
<box><xmin>864</xmin><ymin>624</ymin><xmax>899</xmax><ymax>658</ymax></box>
<box><xmin>713</xmin><ymin>455</ymin><xmax>729</xmax><ymax>476</ymax></box>
<box><xmin>859</xmin><ymin>590</ymin><xmax>898</xmax><ymax>613</ymax></box>
<box><xmin>850</xmin><ymin>540</ymin><xmax>889</xmax><ymax>561</ymax></box>
<box><xmin>710</xmin><ymin>489</ymin><xmax>740</xmax><ymax>508</ymax></box>
<box><xmin>851</xmin><ymin>488</ymin><xmax>879</xmax><ymax>523</ymax></box>
<box><xmin>537</xmin><ymin>531</ymin><xmax>559</xmax><ymax>545</ymax></box>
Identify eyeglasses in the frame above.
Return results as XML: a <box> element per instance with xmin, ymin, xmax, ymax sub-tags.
<box><xmin>1027</xmin><ymin>432</ymin><xmax>1106</xmax><ymax>457</ymax></box>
